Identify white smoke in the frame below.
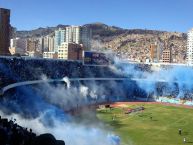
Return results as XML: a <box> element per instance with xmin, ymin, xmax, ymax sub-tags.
<box><xmin>0</xmin><ymin>76</ymin><xmax>123</xmax><ymax>145</ymax></box>
<box><xmin>0</xmin><ymin>109</ymin><xmax>120</xmax><ymax>145</ymax></box>
<box><xmin>62</xmin><ymin>77</ymin><xmax>71</xmax><ymax>88</ymax></box>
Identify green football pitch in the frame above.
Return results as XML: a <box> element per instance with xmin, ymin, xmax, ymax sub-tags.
<box><xmin>97</xmin><ymin>103</ymin><xmax>193</xmax><ymax>145</ymax></box>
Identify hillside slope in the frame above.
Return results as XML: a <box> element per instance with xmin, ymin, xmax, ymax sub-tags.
<box><xmin>16</xmin><ymin>23</ymin><xmax>187</xmax><ymax>63</ymax></box>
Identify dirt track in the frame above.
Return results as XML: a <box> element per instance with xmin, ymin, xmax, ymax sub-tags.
<box><xmin>111</xmin><ymin>102</ymin><xmax>193</xmax><ymax>109</ymax></box>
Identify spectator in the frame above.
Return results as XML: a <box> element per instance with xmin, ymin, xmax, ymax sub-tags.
<box><xmin>0</xmin><ymin>116</ymin><xmax>65</xmax><ymax>145</ymax></box>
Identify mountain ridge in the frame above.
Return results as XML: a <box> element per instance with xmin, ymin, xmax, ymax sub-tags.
<box><xmin>15</xmin><ymin>23</ymin><xmax>187</xmax><ymax>63</ymax></box>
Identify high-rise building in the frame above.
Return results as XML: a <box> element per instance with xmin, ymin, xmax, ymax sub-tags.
<box><xmin>48</xmin><ymin>36</ymin><xmax>55</xmax><ymax>52</ymax></box>
<box><xmin>0</xmin><ymin>8</ymin><xmax>10</xmax><ymax>55</ymax></box>
<box><xmin>38</xmin><ymin>35</ymin><xmax>55</xmax><ymax>53</ymax></box>
<box><xmin>58</xmin><ymin>42</ymin><xmax>83</xmax><ymax>60</ymax></box>
<box><xmin>37</xmin><ymin>37</ymin><xmax>44</xmax><ymax>53</ymax></box>
<box><xmin>54</xmin><ymin>26</ymin><xmax>92</xmax><ymax>52</ymax></box>
<box><xmin>80</xmin><ymin>26</ymin><xmax>92</xmax><ymax>50</ymax></box>
<box><xmin>162</xmin><ymin>49</ymin><xmax>172</xmax><ymax>63</ymax></box>
<box><xmin>187</xmin><ymin>28</ymin><xmax>193</xmax><ymax>65</ymax></box>
<box><xmin>66</xmin><ymin>26</ymin><xmax>92</xmax><ymax>50</ymax></box>
<box><xmin>54</xmin><ymin>28</ymin><xmax>66</xmax><ymax>52</ymax></box>
<box><xmin>43</xmin><ymin>36</ymin><xmax>49</xmax><ymax>52</ymax></box>
<box><xmin>66</xmin><ymin>26</ymin><xmax>80</xmax><ymax>44</ymax></box>
<box><xmin>150</xmin><ymin>43</ymin><xmax>159</xmax><ymax>62</ymax></box>
<box><xmin>149</xmin><ymin>40</ymin><xmax>164</xmax><ymax>63</ymax></box>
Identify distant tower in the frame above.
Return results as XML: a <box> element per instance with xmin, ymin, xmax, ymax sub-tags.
<box><xmin>0</xmin><ymin>8</ymin><xmax>11</xmax><ymax>55</ymax></box>
<box><xmin>187</xmin><ymin>28</ymin><xmax>193</xmax><ymax>65</ymax></box>
<box><xmin>150</xmin><ymin>43</ymin><xmax>158</xmax><ymax>62</ymax></box>
<box><xmin>149</xmin><ymin>39</ymin><xmax>162</xmax><ymax>63</ymax></box>
<box><xmin>66</xmin><ymin>26</ymin><xmax>92</xmax><ymax>50</ymax></box>
<box><xmin>162</xmin><ymin>49</ymin><xmax>172</xmax><ymax>63</ymax></box>
<box><xmin>162</xmin><ymin>35</ymin><xmax>172</xmax><ymax>63</ymax></box>
<box><xmin>54</xmin><ymin>28</ymin><xmax>66</xmax><ymax>52</ymax></box>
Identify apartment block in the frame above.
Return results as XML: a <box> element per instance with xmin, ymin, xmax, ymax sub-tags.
<box><xmin>187</xmin><ymin>28</ymin><xmax>193</xmax><ymax>65</ymax></box>
<box><xmin>58</xmin><ymin>42</ymin><xmax>83</xmax><ymax>60</ymax></box>
<box><xmin>0</xmin><ymin>8</ymin><xmax>10</xmax><ymax>55</ymax></box>
<box><xmin>162</xmin><ymin>49</ymin><xmax>172</xmax><ymax>63</ymax></box>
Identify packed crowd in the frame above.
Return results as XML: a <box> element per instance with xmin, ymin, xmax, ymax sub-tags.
<box><xmin>0</xmin><ymin>116</ymin><xmax>65</xmax><ymax>145</ymax></box>
<box><xmin>0</xmin><ymin>57</ymin><xmax>122</xmax><ymax>86</ymax></box>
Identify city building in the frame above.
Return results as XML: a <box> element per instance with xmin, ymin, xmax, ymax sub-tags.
<box><xmin>43</xmin><ymin>51</ymin><xmax>58</xmax><ymax>59</ymax></box>
<box><xmin>37</xmin><ymin>37</ymin><xmax>44</xmax><ymax>53</ymax></box>
<box><xmin>65</xmin><ymin>26</ymin><xmax>92</xmax><ymax>50</ymax></box>
<box><xmin>187</xmin><ymin>28</ymin><xmax>193</xmax><ymax>65</ymax></box>
<box><xmin>9</xmin><ymin>38</ymin><xmax>27</xmax><ymax>55</ymax></box>
<box><xmin>149</xmin><ymin>42</ymin><xmax>162</xmax><ymax>63</ymax></box>
<box><xmin>48</xmin><ymin>36</ymin><xmax>55</xmax><ymax>52</ymax></box>
<box><xmin>37</xmin><ymin>35</ymin><xmax>55</xmax><ymax>53</ymax></box>
<box><xmin>54</xmin><ymin>26</ymin><xmax>92</xmax><ymax>53</ymax></box>
<box><xmin>58</xmin><ymin>42</ymin><xmax>83</xmax><ymax>60</ymax></box>
<box><xmin>150</xmin><ymin>43</ymin><xmax>159</xmax><ymax>62</ymax></box>
<box><xmin>54</xmin><ymin>28</ymin><xmax>66</xmax><ymax>52</ymax></box>
<box><xmin>43</xmin><ymin>36</ymin><xmax>49</xmax><ymax>52</ymax></box>
<box><xmin>162</xmin><ymin>49</ymin><xmax>172</xmax><ymax>63</ymax></box>
<box><xmin>66</xmin><ymin>26</ymin><xmax>80</xmax><ymax>44</ymax></box>
<box><xmin>0</xmin><ymin>8</ymin><xmax>11</xmax><ymax>55</ymax></box>
<box><xmin>80</xmin><ymin>26</ymin><xmax>92</xmax><ymax>50</ymax></box>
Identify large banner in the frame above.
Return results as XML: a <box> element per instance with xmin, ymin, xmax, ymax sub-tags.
<box><xmin>83</xmin><ymin>51</ymin><xmax>113</xmax><ymax>66</ymax></box>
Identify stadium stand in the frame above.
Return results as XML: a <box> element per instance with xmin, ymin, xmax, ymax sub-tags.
<box><xmin>0</xmin><ymin>116</ymin><xmax>65</xmax><ymax>145</ymax></box>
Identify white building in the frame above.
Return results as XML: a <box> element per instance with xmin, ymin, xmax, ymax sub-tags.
<box><xmin>66</xmin><ymin>26</ymin><xmax>80</xmax><ymax>44</ymax></box>
<box><xmin>187</xmin><ymin>28</ymin><xmax>193</xmax><ymax>65</ymax></box>
<box><xmin>54</xmin><ymin>28</ymin><xmax>66</xmax><ymax>52</ymax></box>
<box><xmin>54</xmin><ymin>26</ymin><xmax>92</xmax><ymax>53</ymax></box>
<box><xmin>65</xmin><ymin>26</ymin><xmax>92</xmax><ymax>50</ymax></box>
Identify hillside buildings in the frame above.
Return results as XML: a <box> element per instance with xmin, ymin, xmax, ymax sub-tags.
<box><xmin>187</xmin><ymin>28</ymin><xmax>193</xmax><ymax>65</ymax></box>
<box><xmin>0</xmin><ymin>8</ymin><xmax>10</xmax><ymax>55</ymax></box>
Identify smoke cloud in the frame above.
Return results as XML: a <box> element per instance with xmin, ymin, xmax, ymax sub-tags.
<box><xmin>1</xmin><ymin>56</ymin><xmax>193</xmax><ymax>145</ymax></box>
<box><xmin>0</xmin><ymin>77</ymin><xmax>123</xmax><ymax>145</ymax></box>
<box><xmin>112</xmin><ymin>61</ymin><xmax>193</xmax><ymax>99</ymax></box>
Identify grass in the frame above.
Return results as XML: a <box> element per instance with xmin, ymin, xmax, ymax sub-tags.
<box><xmin>96</xmin><ymin>104</ymin><xmax>193</xmax><ymax>145</ymax></box>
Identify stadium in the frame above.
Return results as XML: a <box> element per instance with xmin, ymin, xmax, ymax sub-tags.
<box><xmin>0</xmin><ymin>56</ymin><xmax>193</xmax><ymax>145</ymax></box>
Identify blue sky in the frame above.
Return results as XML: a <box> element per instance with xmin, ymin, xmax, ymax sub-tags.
<box><xmin>1</xmin><ymin>0</ymin><xmax>193</xmax><ymax>32</ymax></box>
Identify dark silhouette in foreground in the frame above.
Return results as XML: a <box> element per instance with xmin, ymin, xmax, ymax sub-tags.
<box><xmin>0</xmin><ymin>116</ymin><xmax>65</xmax><ymax>145</ymax></box>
